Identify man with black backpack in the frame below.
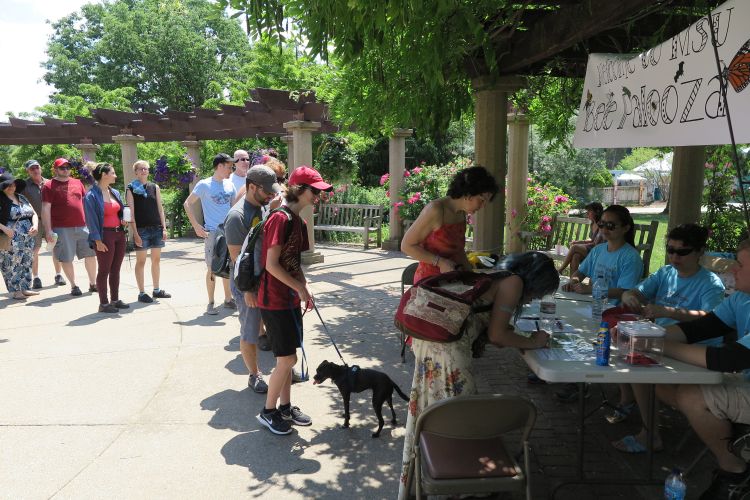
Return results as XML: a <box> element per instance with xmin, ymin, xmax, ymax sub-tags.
<box><xmin>224</xmin><ymin>166</ymin><xmax>281</xmax><ymax>393</ymax></box>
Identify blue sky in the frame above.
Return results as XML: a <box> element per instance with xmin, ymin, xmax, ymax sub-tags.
<box><xmin>0</xmin><ymin>0</ymin><xmax>90</xmax><ymax>118</ymax></box>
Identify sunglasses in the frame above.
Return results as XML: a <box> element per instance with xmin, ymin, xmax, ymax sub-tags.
<box><xmin>597</xmin><ymin>221</ymin><xmax>619</xmax><ymax>230</ymax></box>
<box><xmin>56</xmin><ymin>166</ymin><xmax>71</xmax><ymax>171</ymax></box>
<box><xmin>666</xmin><ymin>246</ymin><xmax>694</xmax><ymax>256</ymax></box>
<box><xmin>306</xmin><ymin>185</ymin><xmax>321</xmax><ymax>195</ymax></box>
<box><xmin>236</xmin><ymin>158</ymin><xmax>250</xmax><ymax>162</ymax></box>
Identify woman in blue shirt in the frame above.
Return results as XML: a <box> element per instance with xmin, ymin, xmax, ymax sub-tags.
<box><xmin>563</xmin><ymin>204</ymin><xmax>643</xmax><ymax>302</ymax></box>
<box><xmin>611</xmin><ymin>224</ymin><xmax>725</xmax><ymax>453</ymax></box>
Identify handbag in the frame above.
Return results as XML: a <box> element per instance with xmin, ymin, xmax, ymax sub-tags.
<box><xmin>394</xmin><ymin>270</ymin><xmax>510</xmax><ymax>343</ymax></box>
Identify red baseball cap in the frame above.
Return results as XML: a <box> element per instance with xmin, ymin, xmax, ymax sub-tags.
<box><xmin>53</xmin><ymin>158</ymin><xmax>71</xmax><ymax>168</ymax></box>
<box><xmin>288</xmin><ymin>166</ymin><xmax>332</xmax><ymax>191</ymax></box>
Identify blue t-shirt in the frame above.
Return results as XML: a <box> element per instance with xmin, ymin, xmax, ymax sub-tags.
<box><xmin>636</xmin><ymin>265</ymin><xmax>725</xmax><ymax>326</ymax></box>
<box><xmin>713</xmin><ymin>291</ymin><xmax>750</xmax><ymax>349</ymax></box>
<box><xmin>579</xmin><ymin>242</ymin><xmax>643</xmax><ymax>305</ymax></box>
<box><xmin>191</xmin><ymin>178</ymin><xmax>236</xmax><ymax>231</ymax></box>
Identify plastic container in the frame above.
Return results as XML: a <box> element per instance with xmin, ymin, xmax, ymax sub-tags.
<box><xmin>591</xmin><ymin>273</ymin><xmax>608</xmax><ymax>322</ymax></box>
<box><xmin>664</xmin><ymin>468</ymin><xmax>686</xmax><ymax>499</ymax></box>
<box><xmin>618</xmin><ymin>321</ymin><xmax>666</xmax><ymax>366</ymax></box>
<box><xmin>123</xmin><ymin>206</ymin><xmax>132</xmax><ymax>222</ymax></box>
<box><xmin>46</xmin><ymin>232</ymin><xmax>58</xmax><ymax>252</ymax></box>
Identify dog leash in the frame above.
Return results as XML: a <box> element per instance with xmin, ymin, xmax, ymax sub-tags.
<box><xmin>306</xmin><ymin>298</ymin><xmax>348</xmax><ymax>367</ymax></box>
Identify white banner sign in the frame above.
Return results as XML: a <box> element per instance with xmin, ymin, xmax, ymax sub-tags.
<box><xmin>573</xmin><ymin>0</ymin><xmax>750</xmax><ymax>148</ymax></box>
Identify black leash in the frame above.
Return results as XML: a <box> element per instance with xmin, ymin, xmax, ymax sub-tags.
<box><xmin>305</xmin><ymin>298</ymin><xmax>348</xmax><ymax>367</ymax></box>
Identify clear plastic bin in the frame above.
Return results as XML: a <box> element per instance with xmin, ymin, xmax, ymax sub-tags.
<box><xmin>617</xmin><ymin>321</ymin><xmax>666</xmax><ymax>366</ymax></box>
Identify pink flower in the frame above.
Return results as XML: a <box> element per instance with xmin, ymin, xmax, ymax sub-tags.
<box><xmin>541</xmin><ymin>215</ymin><xmax>551</xmax><ymax>222</ymax></box>
<box><xmin>403</xmin><ymin>170</ymin><xmax>411</xmax><ymax>177</ymax></box>
<box><xmin>543</xmin><ymin>195</ymin><xmax>549</xmax><ymax>201</ymax></box>
<box><xmin>467</xmin><ymin>213</ymin><xmax>475</xmax><ymax>225</ymax></box>
<box><xmin>412</xmin><ymin>167</ymin><xmax>423</xmax><ymax>175</ymax></box>
<box><xmin>380</xmin><ymin>173</ymin><xmax>390</xmax><ymax>185</ymax></box>
<box><xmin>412</xmin><ymin>192</ymin><xmax>421</xmax><ymax>200</ymax></box>
<box><xmin>527</xmin><ymin>177</ymin><xmax>533</xmax><ymax>183</ymax></box>
<box><xmin>407</xmin><ymin>197</ymin><xmax>416</xmax><ymax>204</ymax></box>
<box><xmin>386</xmin><ymin>190</ymin><xmax>390</xmax><ymax>197</ymax></box>
<box><xmin>535</xmin><ymin>187</ymin><xmax>543</xmax><ymax>193</ymax></box>
<box><xmin>705</xmin><ymin>163</ymin><xmax>715</xmax><ymax>170</ymax></box>
<box><xmin>554</xmin><ymin>195</ymin><xmax>568</xmax><ymax>203</ymax></box>
<box><xmin>527</xmin><ymin>198</ymin><xmax>535</xmax><ymax>206</ymax></box>
<box><xmin>541</xmin><ymin>224</ymin><xmax>552</xmax><ymax>233</ymax></box>
<box><xmin>394</xmin><ymin>201</ymin><xmax>404</xmax><ymax>208</ymax></box>
<box><xmin>511</xmin><ymin>208</ymin><xmax>518</xmax><ymax>218</ymax></box>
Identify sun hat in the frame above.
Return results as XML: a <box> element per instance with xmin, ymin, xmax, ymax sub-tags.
<box><xmin>0</xmin><ymin>172</ymin><xmax>27</xmax><ymax>192</ymax></box>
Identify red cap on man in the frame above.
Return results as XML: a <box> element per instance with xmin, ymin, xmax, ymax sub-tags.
<box><xmin>288</xmin><ymin>166</ymin><xmax>332</xmax><ymax>191</ymax></box>
<box><xmin>53</xmin><ymin>158</ymin><xmax>71</xmax><ymax>168</ymax></box>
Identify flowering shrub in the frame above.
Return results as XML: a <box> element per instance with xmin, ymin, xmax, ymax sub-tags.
<box><xmin>384</xmin><ymin>159</ymin><xmax>472</xmax><ymax>221</ymax></box>
<box><xmin>153</xmin><ymin>154</ymin><xmax>196</xmax><ymax>189</ymax></box>
<box><xmin>514</xmin><ymin>177</ymin><xmax>576</xmax><ymax>247</ymax></box>
<box><xmin>68</xmin><ymin>159</ymin><xmax>95</xmax><ymax>186</ymax></box>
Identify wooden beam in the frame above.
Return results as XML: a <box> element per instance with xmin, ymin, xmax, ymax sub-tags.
<box><xmin>496</xmin><ymin>0</ymin><xmax>666</xmax><ymax>75</ymax></box>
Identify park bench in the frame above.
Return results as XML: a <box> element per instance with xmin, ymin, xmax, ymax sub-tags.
<box><xmin>314</xmin><ymin>203</ymin><xmax>383</xmax><ymax>250</ymax></box>
<box><xmin>521</xmin><ymin>214</ymin><xmax>659</xmax><ymax>277</ymax></box>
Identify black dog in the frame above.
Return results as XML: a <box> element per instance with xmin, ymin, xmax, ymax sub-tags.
<box><xmin>313</xmin><ymin>360</ymin><xmax>409</xmax><ymax>438</ymax></box>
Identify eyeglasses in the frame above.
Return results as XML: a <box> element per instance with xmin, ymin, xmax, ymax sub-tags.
<box><xmin>597</xmin><ymin>221</ymin><xmax>619</xmax><ymax>230</ymax></box>
<box><xmin>666</xmin><ymin>246</ymin><xmax>694</xmax><ymax>256</ymax></box>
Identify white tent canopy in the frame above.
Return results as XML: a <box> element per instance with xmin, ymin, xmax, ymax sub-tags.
<box><xmin>634</xmin><ymin>152</ymin><xmax>673</xmax><ymax>174</ymax></box>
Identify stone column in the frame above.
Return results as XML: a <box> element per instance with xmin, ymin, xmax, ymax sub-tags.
<box><xmin>505</xmin><ymin>113</ymin><xmax>530</xmax><ymax>254</ymax></box>
<box><xmin>284</xmin><ymin>120</ymin><xmax>322</xmax><ymax>264</ymax></box>
<box><xmin>382</xmin><ymin>128</ymin><xmax>413</xmax><ymax>251</ymax></box>
<box><xmin>181</xmin><ymin>140</ymin><xmax>203</xmax><ymax>228</ymax></box>
<box><xmin>281</xmin><ymin>135</ymin><xmax>294</xmax><ymax>171</ymax></box>
<box><xmin>668</xmin><ymin>145</ymin><xmax>705</xmax><ymax>231</ymax></box>
<box><xmin>112</xmin><ymin>134</ymin><xmax>144</xmax><ymax>189</ymax></box>
<box><xmin>74</xmin><ymin>140</ymin><xmax>99</xmax><ymax>164</ymax></box>
<box><xmin>472</xmin><ymin>76</ymin><xmax>524</xmax><ymax>253</ymax></box>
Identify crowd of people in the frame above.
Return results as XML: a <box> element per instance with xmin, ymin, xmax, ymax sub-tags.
<box><xmin>4</xmin><ymin>153</ymin><xmax>750</xmax><ymax>498</ymax></box>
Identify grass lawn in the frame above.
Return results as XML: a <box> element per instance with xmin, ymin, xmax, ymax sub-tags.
<box><xmin>633</xmin><ymin>213</ymin><xmax>669</xmax><ymax>273</ymax></box>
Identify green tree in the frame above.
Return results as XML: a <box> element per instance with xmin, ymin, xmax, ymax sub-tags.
<box><xmin>43</xmin><ymin>0</ymin><xmax>248</xmax><ymax>112</ymax></box>
<box><xmin>616</xmin><ymin>148</ymin><xmax>661</xmax><ymax>171</ymax></box>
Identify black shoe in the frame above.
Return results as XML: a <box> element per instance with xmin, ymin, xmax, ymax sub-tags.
<box><xmin>256</xmin><ymin>410</ymin><xmax>292</xmax><ymax>435</ymax></box>
<box><xmin>555</xmin><ymin>383</ymin><xmax>591</xmax><ymax>403</ymax></box>
<box><xmin>257</xmin><ymin>335</ymin><xmax>271</xmax><ymax>352</ymax></box>
<box><xmin>112</xmin><ymin>300</ymin><xmax>130</xmax><ymax>309</ymax></box>
<box><xmin>89</xmin><ymin>284</ymin><xmax>97</xmax><ymax>293</ymax></box>
<box><xmin>32</xmin><ymin>277</ymin><xmax>42</xmax><ymax>289</ymax></box>
<box><xmin>138</xmin><ymin>292</ymin><xmax>154</xmax><ymax>303</ymax></box>
<box><xmin>280</xmin><ymin>404</ymin><xmax>312</xmax><ymax>426</ymax></box>
<box><xmin>700</xmin><ymin>467</ymin><xmax>750</xmax><ymax>499</ymax></box>
<box><xmin>98</xmin><ymin>303</ymin><xmax>118</xmax><ymax>313</ymax></box>
<box><xmin>54</xmin><ymin>274</ymin><xmax>66</xmax><ymax>286</ymax></box>
<box><xmin>70</xmin><ymin>286</ymin><xmax>82</xmax><ymax>296</ymax></box>
<box><xmin>152</xmin><ymin>289</ymin><xmax>171</xmax><ymax>298</ymax></box>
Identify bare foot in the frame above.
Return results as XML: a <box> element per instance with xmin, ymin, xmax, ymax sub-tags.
<box><xmin>22</xmin><ymin>290</ymin><xmax>40</xmax><ymax>296</ymax></box>
<box><xmin>12</xmin><ymin>292</ymin><xmax>27</xmax><ymax>300</ymax></box>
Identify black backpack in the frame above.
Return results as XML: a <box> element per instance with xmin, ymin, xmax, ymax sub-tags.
<box><xmin>234</xmin><ymin>206</ymin><xmax>293</xmax><ymax>292</ymax></box>
<box><xmin>210</xmin><ymin>224</ymin><xmax>232</xmax><ymax>279</ymax></box>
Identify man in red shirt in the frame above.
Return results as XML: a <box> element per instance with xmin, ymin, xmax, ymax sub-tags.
<box><xmin>41</xmin><ymin>159</ymin><xmax>97</xmax><ymax>296</ymax></box>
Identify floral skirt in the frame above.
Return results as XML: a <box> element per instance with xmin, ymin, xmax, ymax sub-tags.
<box><xmin>397</xmin><ymin>307</ymin><xmax>490</xmax><ymax>500</ymax></box>
<box><xmin>0</xmin><ymin>227</ymin><xmax>34</xmax><ymax>293</ymax></box>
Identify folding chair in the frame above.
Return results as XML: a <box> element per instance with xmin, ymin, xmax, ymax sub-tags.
<box><xmin>398</xmin><ymin>262</ymin><xmax>419</xmax><ymax>363</ymax></box>
<box><xmin>413</xmin><ymin>394</ymin><xmax>536</xmax><ymax>500</ymax></box>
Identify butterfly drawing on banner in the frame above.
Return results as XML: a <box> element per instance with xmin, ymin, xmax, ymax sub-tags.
<box><xmin>722</xmin><ymin>38</ymin><xmax>750</xmax><ymax>93</ymax></box>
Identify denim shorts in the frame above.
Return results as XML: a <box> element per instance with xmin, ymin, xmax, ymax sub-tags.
<box><xmin>136</xmin><ymin>226</ymin><xmax>165</xmax><ymax>250</ymax></box>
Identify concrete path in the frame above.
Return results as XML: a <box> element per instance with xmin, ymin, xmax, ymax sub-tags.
<box><xmin>0</xmin><ymin>240</ymin><xmax>413</xmax><ymax>500</ymax></box>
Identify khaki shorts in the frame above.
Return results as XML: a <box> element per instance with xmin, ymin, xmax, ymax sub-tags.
<box><xmin>54</xmin><ymin>226</ymin><xmax>96</xmax><ymax>262</ymax></box>
<box><xmin>701</xmin><ymin>373</ymin><xmax>750</xmax><ymax>424</ymax></box>
<box><xmin>204</xmin><ymin>231</ymin><xmax>217</xmax><ymax>268</ymax></box>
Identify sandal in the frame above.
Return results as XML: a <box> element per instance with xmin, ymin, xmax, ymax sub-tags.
<box><xmin>12</xmin><ymin>292</ymin><xmax>27</xmax><ymax>300</ymax></box>
<box><xmin>605</xmin><ymin>401</ymin><xmax>637</xmax><ymax>424</ymax></box>
<box><xmin>612</xmin><ymin>434</ymin><xmax>663</xmax><ymax>454</ymax></box>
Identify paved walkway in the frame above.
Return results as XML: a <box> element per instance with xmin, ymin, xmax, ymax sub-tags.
<box><xmin>0</xmin><ymin>240</ymin><xmax>713</xmax><ymax>499</ymax></box>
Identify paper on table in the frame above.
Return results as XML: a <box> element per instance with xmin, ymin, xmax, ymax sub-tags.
<box><xmin>535</xmin><ymin>349</ymin><xmax>586</xmax><ymax>361</ymax></box>
<box><xmin>516</xmin><ymin>318</ymin><xmax>576</xmax><ymax>333</ymax></box>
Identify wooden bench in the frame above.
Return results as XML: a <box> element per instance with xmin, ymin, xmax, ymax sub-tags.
<box><xmin>314</xmin><ymin>203</ymin><xmax>383</xmax><ymax>250</ymax></box>
<box><xmin>521</xmin><ymin>215</ymin><xmax>659</xmax><ymax>277</ymax></box>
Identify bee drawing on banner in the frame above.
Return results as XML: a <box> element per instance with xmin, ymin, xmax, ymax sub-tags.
<box><xmin>674</xmin><ymin>61</ymin><xmax>685</xmax><ymax>83</ymax></box>
<box><xmin>584</xmin><ymin>89</ymin><xmax>592</xmax><ymax>110</ymax></box>
<box><xmin>622</xmin><ymin>86</ymin><xmax>632</xmax><ymax>98</ymax></box>
<box><xmin>608</xmin><ymin>91</ymin><xmax>614</xmax><ymax>100</ymax></box>
<box><xmin>722</xmin><ymin>38</ymin><xmax>750</xmax><ymax>93</ymax></box>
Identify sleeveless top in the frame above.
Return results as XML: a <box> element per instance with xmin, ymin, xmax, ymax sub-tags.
<box><xmin>128</xmin><ymin>182</ymin><xmax>161</xmax><ymax>228</ymax></box>
<box><xmin>414</xmin><ymin>220</ymin><xmax>467</xmax><ymax>283</ymax></box>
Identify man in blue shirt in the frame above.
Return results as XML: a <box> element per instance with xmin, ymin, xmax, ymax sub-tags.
<box><xmin>183</xmin><ymin>153</ymin><xmax>237</xmax><ymax>315</ymax></box>
<box><xmin>659</xmin><ymin>239</ymin><xmax>750</xmax><ymax>499</ymax></box>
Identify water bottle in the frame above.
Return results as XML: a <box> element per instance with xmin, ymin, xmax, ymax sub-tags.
<box><xmin>540</xmin><ymin>294</ymin><xmax>557</xmax><ymax>333</ymax></box>
<box><xmin>591</xmin><ymin>272</ymin><xmax>608</xmax><ymax>322</ymax></box>
<box><xmin>123</xmin><ymin>206</ymin><xmax>132</xmax><ymax>223</ymax></box>
<box><xmin>595</xmin><ymin>321</ymin><xmax>611</xmax><ymax>366</ymax></box>
<box><xmin>664</xmin><ymin>468</ymin><xmax>687</xmax><ymax>500</ymax></box>
<box><xmin>46</xmin><ymin>232</ymin><xmax>58</xmax><ymax>252</ymax></box>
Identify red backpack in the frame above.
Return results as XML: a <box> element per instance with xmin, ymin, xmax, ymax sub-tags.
<box><xmin>394</xmin><ymin>270</ymin><xmax>511</xmax><ymax>343</ymax></box>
